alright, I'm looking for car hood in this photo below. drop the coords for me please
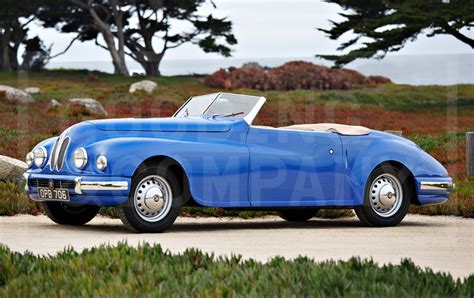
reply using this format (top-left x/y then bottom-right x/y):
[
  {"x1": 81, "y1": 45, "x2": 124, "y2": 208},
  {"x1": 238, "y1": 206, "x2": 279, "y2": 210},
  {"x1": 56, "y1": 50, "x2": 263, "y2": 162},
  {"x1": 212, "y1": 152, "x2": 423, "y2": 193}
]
[{"x1": 87, "y1": 117, "x2": 233, "y2": 132}]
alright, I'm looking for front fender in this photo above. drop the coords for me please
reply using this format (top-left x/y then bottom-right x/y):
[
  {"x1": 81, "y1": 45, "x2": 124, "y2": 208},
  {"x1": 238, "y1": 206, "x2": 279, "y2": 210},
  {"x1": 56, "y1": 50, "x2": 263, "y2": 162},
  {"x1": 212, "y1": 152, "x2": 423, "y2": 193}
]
[
  {"x1": 83, "y1": 137, "x2": 191, "y2": 177},
  {"x1": 27, "y1": 136, "x2": 58, "y2": 171},
  {"x1": 30, "y1": 136, "x2": 58, "y2": 156},
  {"x1": 85, "y1": 136, "x2": 251, "y2": 207},
  {"x1": 347, "y1": 138, "x2": 448, "y2": 205}
]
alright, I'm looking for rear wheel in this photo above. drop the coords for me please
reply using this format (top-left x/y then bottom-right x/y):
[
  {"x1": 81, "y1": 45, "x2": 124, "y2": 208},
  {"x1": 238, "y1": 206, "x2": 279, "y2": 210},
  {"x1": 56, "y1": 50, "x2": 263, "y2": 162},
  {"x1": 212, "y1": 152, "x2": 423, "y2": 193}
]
[
  {"x1": 355, "y1": 164, "x2": 411, "y2": 227},
  {"x1": 42, "y1": 202, "x2": 100, "y2": 225},
  {"x1": 278, "y1": 208, "x2": 319, "y2": 222},
  {"x1": 118, "y1": 165, "x2": 182, "y2": 233}
]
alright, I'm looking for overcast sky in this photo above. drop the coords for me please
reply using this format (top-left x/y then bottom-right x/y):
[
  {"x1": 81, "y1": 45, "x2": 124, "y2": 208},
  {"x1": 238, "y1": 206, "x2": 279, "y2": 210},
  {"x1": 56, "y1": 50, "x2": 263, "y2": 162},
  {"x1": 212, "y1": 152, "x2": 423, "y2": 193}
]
[{"x1": 30, "y1": 0, "x2": 473, "y2": 64}]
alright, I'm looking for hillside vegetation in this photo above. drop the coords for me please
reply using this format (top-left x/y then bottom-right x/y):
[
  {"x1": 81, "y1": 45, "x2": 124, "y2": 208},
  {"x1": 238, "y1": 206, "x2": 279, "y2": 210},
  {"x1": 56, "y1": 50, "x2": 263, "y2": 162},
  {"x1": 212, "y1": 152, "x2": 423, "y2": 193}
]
[
  {"x1": 204, "y1": 61, "x2": 392, "y2": 91},
  {"x1": 0, "y1": 70, "x2": 472, "y2": 218}
]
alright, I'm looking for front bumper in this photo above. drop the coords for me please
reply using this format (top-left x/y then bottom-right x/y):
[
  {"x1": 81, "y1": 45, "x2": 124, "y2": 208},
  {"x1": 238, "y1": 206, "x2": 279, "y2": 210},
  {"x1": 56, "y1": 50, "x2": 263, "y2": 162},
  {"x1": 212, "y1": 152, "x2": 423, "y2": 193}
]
[
  {"x1": 24, "y1": 172, "x2": 131, "y2": 206},
  {"x1": 415, "y1": 176, "x2": 454, "y2": 205},
  {"x1": 73, "y1": 177, "x2": 128, "y2": 194}
]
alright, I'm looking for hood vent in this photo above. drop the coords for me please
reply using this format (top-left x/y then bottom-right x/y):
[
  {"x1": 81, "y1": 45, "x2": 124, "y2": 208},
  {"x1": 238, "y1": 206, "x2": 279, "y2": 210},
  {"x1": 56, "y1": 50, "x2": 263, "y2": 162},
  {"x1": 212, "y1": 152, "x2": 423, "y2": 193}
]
[{"x1": 50, "y1": 128, "x2": 71, "y2": 171}]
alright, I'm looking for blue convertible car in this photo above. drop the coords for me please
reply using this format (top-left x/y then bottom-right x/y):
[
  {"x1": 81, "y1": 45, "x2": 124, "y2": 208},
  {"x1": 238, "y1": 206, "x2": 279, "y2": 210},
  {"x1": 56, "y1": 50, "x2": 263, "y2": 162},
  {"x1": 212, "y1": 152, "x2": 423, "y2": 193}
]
[{"x1": 24, "y1": 92, "x2": 453, "y2": 232}]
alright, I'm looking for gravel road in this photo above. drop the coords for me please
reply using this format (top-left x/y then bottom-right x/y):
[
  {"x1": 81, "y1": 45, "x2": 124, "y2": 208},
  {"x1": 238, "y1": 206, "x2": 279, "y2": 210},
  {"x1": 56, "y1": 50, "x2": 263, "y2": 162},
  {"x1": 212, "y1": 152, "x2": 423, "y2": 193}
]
[{"x1": 1, "y1": 214, "x2": 472, "y2": 279}]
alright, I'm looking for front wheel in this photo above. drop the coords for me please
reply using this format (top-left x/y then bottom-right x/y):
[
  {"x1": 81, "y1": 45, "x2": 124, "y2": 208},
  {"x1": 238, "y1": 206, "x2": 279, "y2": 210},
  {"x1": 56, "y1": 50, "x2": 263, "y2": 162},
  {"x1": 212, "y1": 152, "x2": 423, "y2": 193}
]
[
  {"x1": 42, "y1": 202, "x2": 100, "y2": 225},
  {"x1": 118, "y1": 166, "x2": 182, "y2": 233},
  {"x1": 355, "y1": 165, "x2": 411, "y2": 227}
]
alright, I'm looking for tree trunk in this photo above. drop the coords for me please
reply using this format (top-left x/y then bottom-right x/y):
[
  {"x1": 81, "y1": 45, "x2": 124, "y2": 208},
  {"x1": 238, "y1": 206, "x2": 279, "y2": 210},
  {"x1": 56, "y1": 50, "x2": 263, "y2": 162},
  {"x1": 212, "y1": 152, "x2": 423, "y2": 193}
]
[
  {"x1": 102, "y1": 37, "x2": 129, "y2": 76},
  {"x1": 124, "y1": 34, "x2": 165, "y2": 76},
  {"x1": 0, "y1": 39, "x2": 3, "y2": 70},
  {"x1": 9, "y1": 42, "x2": 20, "y2": 71},
  {"x1": 140, "y1": 52, "x2": 164, "y2": 76},
  {"x1": 8, "y1": 20, "x2": 26, "y2": 71},
  {"x1": 109, "y1": 49, "x2": 129, "y2": 76},
  {"x1": 111, "y1": 0, "x2": 127, "y2": 73},
  {"x1": 142, "y1": 61, "x2": 161, "y2": 76},
  {"x1": 101, "y1": 29, "x2": 128, "y2": 76},
  {"x1": 138, "y1": 33, "x2": 165, "y2": 76},
  {"x1": 1, "y1": 32, "x2": 12, "y2": 71},
  {"x1": 87, "y1": 1, "x2": 129, "y2": 76}
]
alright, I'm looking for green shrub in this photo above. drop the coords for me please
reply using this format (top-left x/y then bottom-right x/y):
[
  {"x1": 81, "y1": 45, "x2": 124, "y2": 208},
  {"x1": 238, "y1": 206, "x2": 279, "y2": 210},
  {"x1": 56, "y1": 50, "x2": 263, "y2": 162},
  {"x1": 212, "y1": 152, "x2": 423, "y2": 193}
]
[
  {"x1": 409, "y1": 132, "x2": 465, "y2": 152},
  {"x1": 411, "y1": 178, "x2": 474, "y2": 218},
  {"x1": 316, "y1": 209, "x2": 354, "y2": 218},
  {"x1": 0, "y1": 182, "x2": 40, "y2": 216},
  {"x1": 0, "y1": 243, "x2": 471, "y2": 297},
  {"x1": 98, "y1": 206, "x2": 118, "y2": 218}
]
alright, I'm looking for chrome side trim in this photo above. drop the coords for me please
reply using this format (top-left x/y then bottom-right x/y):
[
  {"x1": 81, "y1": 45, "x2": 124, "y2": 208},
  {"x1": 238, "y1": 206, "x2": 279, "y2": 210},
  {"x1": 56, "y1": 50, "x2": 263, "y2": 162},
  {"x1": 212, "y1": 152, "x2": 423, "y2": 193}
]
[
  {"x1": 420, "y1": 181, "x2": 454, "y2": 191},
  {"x1": 74, "y1": 177, "x2": 129, "y2": 194}
]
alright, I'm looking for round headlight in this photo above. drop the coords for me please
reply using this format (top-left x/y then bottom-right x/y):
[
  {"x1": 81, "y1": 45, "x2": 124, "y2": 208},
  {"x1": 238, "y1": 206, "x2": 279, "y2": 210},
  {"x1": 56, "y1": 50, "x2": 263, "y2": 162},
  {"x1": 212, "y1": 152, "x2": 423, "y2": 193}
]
[
  {"x1": 96, "y1": 155, "x2": 107, "y2": 171},
  {"x1": 33, "y1": 147, "x2": 47, "y2": 168},
  {"x1": 26, "y1": 152, "x2": 34, "y2": 168},
  {"x1": 73, "y1": 148, "x2": 88, "y2": 169}
]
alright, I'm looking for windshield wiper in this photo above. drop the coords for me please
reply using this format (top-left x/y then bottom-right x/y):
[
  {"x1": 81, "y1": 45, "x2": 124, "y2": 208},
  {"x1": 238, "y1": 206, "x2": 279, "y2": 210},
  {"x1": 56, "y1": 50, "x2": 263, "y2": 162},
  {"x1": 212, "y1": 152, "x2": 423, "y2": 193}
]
[{"x1": 215, "y1": 111, "x2": 244, "y2": 118}]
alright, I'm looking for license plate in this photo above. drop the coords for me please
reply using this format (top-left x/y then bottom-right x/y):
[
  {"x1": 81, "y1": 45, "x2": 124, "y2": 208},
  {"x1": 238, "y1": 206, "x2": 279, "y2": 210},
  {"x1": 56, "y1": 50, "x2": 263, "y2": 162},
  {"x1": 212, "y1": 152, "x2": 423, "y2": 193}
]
[{"x1": 38, "y1": 188, "x2": 70, "y2": 201}]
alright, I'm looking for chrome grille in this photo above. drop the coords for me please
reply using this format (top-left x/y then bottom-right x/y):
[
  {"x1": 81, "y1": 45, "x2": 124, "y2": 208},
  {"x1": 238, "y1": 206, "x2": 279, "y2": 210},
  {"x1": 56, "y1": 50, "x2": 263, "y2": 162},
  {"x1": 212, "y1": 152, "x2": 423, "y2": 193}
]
[
  {"x1": 50, "y1": 128, "x2": 71, "y2": 171},
  {"x1": 57, "y1": 137, "x2": 70, "y2": 170},
  {"x1": 29, "y1": 178, "x2": 75, "y2": 189},
  {"x1": 50, "y1": 138, "x2": 59, "y2": 170}
]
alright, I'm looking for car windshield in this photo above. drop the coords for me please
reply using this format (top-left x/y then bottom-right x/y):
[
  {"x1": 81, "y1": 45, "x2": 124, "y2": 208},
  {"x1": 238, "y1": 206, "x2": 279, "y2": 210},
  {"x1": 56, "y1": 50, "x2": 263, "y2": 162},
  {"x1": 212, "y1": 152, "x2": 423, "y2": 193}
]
[
  {"x1": 174, "y1": 93, "x2": 264, "y2": 123},
  {"x1": 174, "y1": 93, "x2": 218, "y2": 118}
]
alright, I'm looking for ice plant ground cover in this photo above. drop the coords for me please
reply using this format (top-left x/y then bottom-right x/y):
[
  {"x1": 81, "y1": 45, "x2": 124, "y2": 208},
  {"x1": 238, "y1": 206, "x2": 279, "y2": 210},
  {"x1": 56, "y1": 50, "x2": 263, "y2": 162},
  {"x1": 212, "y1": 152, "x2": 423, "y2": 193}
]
[{"x1": 0, "y1": 242, "x2": 472, "y2": 296}]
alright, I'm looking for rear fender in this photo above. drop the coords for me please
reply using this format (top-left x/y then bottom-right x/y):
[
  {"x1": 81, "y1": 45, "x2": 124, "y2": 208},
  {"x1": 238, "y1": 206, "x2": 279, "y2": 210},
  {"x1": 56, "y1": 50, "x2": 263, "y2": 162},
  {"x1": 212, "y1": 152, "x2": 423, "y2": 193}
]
[{"x1": 346, "y1": 139, "x2": 448, "y2": 205}]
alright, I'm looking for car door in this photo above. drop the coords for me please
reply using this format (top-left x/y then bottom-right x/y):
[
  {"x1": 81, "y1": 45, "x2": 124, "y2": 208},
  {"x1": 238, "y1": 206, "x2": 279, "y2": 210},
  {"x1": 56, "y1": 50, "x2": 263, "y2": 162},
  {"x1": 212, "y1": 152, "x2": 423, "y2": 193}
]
[{"x1": 246, "y1": 127, "x2": 344, "y2": 207}]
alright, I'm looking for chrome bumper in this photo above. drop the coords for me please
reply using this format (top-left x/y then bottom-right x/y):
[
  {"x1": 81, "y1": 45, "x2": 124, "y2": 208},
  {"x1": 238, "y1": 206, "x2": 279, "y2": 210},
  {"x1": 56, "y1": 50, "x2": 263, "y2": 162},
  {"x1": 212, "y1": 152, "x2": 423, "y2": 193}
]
[
  {"x1": 74, "y1": 177, "x2": 128, "y2": 194},
  {"x1": 420, "y1": 181, "x2": 455, "y2": 191},
  {"x1": 24, "y1": 172, "x2": 129, "y2": 195}
]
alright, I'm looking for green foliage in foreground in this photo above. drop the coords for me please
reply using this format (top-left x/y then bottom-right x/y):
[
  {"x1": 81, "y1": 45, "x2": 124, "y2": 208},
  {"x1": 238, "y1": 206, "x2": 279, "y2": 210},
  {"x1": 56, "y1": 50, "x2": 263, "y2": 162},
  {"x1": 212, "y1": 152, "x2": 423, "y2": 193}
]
[
  {"x1": 409, "y1": 131, "x2": 466, "y2": 153},
  {"x1": 0, "y1": 243, "x2": 472, "y2": 297},
  {"x1": 0, "y1": 181, "x2": 40, "y2": 216}
]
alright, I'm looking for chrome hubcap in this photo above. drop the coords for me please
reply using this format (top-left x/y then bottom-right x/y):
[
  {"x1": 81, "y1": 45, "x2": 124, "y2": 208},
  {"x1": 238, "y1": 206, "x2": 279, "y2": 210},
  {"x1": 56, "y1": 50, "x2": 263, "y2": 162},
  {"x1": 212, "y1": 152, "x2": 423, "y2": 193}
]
[
  {"x1": 369, "y1": 173, "x2": 403, "y2": 217},
  {"x1": 134, "y1": 175, "x2": 172, "y2": 222}
]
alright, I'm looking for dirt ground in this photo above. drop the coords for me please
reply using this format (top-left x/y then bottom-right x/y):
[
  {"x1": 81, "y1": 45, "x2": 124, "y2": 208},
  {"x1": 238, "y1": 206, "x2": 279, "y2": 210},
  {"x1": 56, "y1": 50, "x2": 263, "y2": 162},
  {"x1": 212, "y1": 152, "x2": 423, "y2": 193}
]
[{"x1": 1, "y1": 214, "x2": 472, "y2": 279}]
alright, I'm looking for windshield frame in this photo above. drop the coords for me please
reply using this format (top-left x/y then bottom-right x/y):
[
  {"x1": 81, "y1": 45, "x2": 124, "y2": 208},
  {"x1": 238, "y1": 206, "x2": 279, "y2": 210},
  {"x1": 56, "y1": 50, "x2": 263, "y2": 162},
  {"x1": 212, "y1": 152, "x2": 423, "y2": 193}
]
[
  {"x1": 173, "y1": 92, "x2": 266, "y2": 125},
  {"x1": 172, "y1": 92, "x2": 219, "y2": 119}
]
